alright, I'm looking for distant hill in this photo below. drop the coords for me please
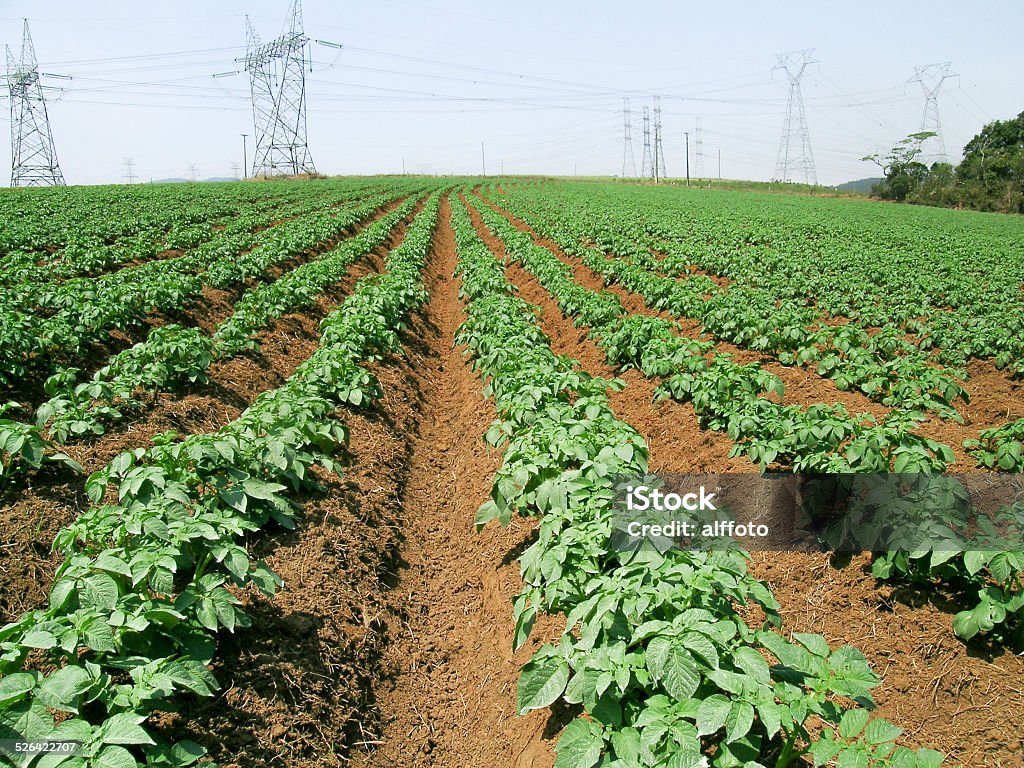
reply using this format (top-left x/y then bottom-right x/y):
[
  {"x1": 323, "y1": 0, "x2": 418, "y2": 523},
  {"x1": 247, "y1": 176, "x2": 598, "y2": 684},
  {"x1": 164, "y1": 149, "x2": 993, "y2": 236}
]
[{"x1": 834, "y1": 177, "x2": 881, "y2": 194}]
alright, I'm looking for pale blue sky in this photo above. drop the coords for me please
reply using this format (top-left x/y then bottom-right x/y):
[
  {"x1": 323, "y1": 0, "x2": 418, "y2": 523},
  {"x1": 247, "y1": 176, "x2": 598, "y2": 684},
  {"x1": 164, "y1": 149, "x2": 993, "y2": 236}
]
[{"x1": 2, "y1": 0, "x2": 1021, "y2": 185}]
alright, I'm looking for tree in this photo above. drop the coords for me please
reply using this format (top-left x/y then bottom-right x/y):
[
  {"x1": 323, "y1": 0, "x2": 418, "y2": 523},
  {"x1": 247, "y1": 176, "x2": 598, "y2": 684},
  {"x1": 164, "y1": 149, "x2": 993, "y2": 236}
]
[
  {"x1": 862, "y1": 132, "x2": 936, "y2": 201},
  {"x1": 957, "y1": 111, "x2": 1024, "y2": 213}
]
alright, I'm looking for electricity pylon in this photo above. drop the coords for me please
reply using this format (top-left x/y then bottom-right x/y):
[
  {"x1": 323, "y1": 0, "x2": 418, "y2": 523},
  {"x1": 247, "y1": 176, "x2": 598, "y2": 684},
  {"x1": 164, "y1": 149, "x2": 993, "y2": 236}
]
[
  {"x1": 241, "y1": 0, "x2": 316, "y2": 176},
  {"x1": 694, "y1": 116, "x2": 705, "y2": 179},
  {"x1": 640, "y1": 106, "x2": 652, "y2": 178},
  {"x1": 621, "y1": 97, "x2": 637, "y2": 178},
  {"x1": 5, "y1": 20, "x2": 65, "y2": 187},
  {"x1": 909, "y1": 62, "x2": 956, "y2": 165},
  {"x1": 653, "y1": 96, "x2": 666, "y2": 180},
  {"x1": 773, "y1": 49, "x2": 817, "y2": 185}
]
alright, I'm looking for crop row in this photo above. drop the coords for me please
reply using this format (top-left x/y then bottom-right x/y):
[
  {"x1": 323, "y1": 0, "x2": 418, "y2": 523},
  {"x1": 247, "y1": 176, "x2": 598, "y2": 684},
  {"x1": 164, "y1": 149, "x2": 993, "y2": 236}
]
[
  {"x1": 523, "y1": 184, "x2": 1024, "y2": 380},
  {"x1": 0, "y1": 187, "x2": 415, "y2": 390},
  {"x1": 470, "y1": 195, "x2": 1024, "y2": 649},
  {"x1": 484, "y1": 187, "x2": 970, "y2": 421},
  {"x1": 468, "y1": 197, "x2": 954, "y2": 474},
  {"x1": 451, "y1": 195, "x2": 942, "y2": 768},
  {"x1": 0, "y1": 193, "x2": 441, "y2": 768},
  {"x1": 0, "y1": 180, "x2": 379, "y2": 262},
  {"x1": 31, "y1": 193, "x2": 423, "y2": 447}
]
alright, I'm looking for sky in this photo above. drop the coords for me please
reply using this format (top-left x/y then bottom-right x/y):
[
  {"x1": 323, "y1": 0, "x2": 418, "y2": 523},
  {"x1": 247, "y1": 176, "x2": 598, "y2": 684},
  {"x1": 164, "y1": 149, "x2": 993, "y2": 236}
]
[{"x1": 1, "y1": 0, "x2": 1021, "y2": 186}]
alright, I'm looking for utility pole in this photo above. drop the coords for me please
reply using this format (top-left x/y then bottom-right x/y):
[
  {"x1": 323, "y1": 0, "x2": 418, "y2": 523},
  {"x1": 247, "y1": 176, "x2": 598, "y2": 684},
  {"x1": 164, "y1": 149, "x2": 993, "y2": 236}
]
[
  {"x1": 240, "y1": 133, "x2": 248, "y2": 178},
  {"x1": 6, "y1": 19, "x2": 66, "y2": 186},
  {"x1": 240, "y1": 1, "x2": 316, "y2": 176},
  {"x1": 909, "y1": 62, "x2": 956, "y2": 165},
  {"x1": 773, "y1": 49, "x2": 817, "y2": 185},
  {"x1": 402, "y1": 156, "x2": 406, "y2": 175},
  {"x1": 718, "y1": 149, "x2": 722, "y2": 180},
  {"x1": 122, "y1": 157, "x2": 137, "y2": 184},
  {"x1": 481, "y1": 142, "x2": 486, "y2": 176},
  {"x1": 684, "y1": 132, "x2": 690, "y2": 187},
  {"x1": 621, "y1": 97, "x2": 637, "y2": 177},
  {"x1": 640, "y1": 106, "x2": 652, "y2": 178}
]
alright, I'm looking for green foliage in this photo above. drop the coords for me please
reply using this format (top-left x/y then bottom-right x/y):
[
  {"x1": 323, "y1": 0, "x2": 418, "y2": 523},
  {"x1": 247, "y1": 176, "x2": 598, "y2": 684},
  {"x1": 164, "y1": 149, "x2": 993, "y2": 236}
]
[
  {"x1": 454, "y1": 195, "x2": 941, "y2": 767},
  {"x1": 0, "y1": 191, "x2": 445, "y2": 768}
]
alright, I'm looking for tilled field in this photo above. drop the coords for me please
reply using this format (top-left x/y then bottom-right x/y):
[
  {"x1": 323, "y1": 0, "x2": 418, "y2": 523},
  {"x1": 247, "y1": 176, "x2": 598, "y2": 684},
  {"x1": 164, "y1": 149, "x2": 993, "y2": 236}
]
[{"x1": 1, "y1": 179, "x2": 1023, "y2": 768}]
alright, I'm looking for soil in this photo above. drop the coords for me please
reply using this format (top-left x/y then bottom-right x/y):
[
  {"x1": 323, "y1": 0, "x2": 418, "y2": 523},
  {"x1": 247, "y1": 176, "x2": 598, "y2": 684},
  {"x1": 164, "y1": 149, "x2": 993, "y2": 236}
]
[
  {"x1": 468, "y1": 190, "x2": 1024, "y2": 767},
  {"x1": 473, "y1": 189, "x2": 1024, "y2": 468},
  {"x1": 3, "y1": 187, "x2": 1022, "y2": 768},
  {"x1": 153, "y1": 196, "x2": 561, "y2": 767},
  {"x1": 0, "y1": 200, "x2": 417, "y2": 626}
]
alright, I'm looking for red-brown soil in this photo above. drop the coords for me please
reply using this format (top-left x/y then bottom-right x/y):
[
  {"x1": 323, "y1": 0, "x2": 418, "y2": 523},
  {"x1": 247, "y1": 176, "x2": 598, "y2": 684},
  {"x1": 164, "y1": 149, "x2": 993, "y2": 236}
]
[
  {"x1": 152, "y1": 196, "x2": 561, "y2": 767},
  {"x1": 0, "y1": 202, "x2": 417, "y2": 626},
  {"x1": 470, "y1": 190, "x2": 1024, "y2": 767},
  {"x1": 3, "y1": 188, "x2": 1022, "y2": 768}
]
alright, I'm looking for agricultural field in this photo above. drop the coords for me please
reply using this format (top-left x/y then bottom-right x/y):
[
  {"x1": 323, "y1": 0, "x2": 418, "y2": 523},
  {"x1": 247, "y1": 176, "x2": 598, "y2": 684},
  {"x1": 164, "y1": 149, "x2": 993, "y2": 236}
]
[{"x1": 0, "y1": 177, "x2": 1022, "y2": 768}]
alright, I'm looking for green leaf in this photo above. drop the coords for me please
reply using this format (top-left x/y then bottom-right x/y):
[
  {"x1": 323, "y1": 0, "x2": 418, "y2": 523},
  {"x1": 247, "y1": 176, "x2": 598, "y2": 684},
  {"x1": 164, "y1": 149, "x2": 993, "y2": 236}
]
[
  {"x1": 168, "y1": 740, "x2": 206, "y2": 766},
  {"x1": 725, "y1": 701, "x2": 755, "y2": 743},
  {"x1": 0, "y1": 672, "x2": 37, "y2": 706},
  {"x1": 100, "y1": 712, "x2": 155, "y2": 746},
  {"x1": 554, "y1": 717, "x2": 603, "y2": 768},
  {"x1": 517, "y1": 654, "x2": 570, "y2": 714},
  {"x1": 646, "y1": 637, "x2": 699, "y2": 700},
  {"x1": 82, "y1": 572, "x2": 120, "y2": 611},
  {"x1": 22, "y1": 630, "x2": 58, "y2": 649},
  {"x1": 863, "y1": 717, "x2": 903, "y2": 745},
  {"x1": 94, "y1": 745, "x2": 140, "y2": 768},
  {"x1": 38, "y1": 666, "x2": 92, "y2": 714},
  {"x1": 696, "y1": 694, "x2": 731, "y2": 736},
  {"x1": 839, "y1": 708, "x2": 870, "y2": 740}
]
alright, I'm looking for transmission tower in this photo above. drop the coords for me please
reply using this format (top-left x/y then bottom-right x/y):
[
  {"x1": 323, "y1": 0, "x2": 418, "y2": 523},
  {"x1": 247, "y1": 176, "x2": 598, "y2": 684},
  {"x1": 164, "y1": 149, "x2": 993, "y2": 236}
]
[
  {"x1": 909, "y1": 62, "x2": 956, "y2": 165},
  {"x1": 122, "y1": 157, "x2": 137, "y2": 184},
  {"x1": 653, "y1": 96, "x2": 666, "y2": 179},
  {"x1": 230, "y1": 161, "x2": 241, "y2": 180},
  {"x1": 241, "y1": 0, "x2": 316, "y2": 177},
  {"x1": 773, "y1": 49, "x2": 817, "y2": 185},
  {"x1": 188, "y1": 164, "x2": 199, "y2": 182},
  {"x1": 5, "y1": 20, "x2": 65, "y2": 187},
  {"x1": 640, "y1": 106, "x2": 652, "y2": 178},
  {"x1": 694, "y1": 116, "x2": 705, "y2": 178},
  {"x1": 621, "y1": 97, "x2": 637, "y2": 178}
]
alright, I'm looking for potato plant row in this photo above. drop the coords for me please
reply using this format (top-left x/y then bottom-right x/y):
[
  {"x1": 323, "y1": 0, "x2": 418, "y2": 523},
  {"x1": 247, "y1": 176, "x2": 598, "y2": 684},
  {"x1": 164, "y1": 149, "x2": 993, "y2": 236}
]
[
  {"x1": 0, "y1": 186, "x2": 418, "y2": 391},
  {"x1": 451, "y1": 196, "x2": 942, "y2": 768},
  {"x1": 469, "y1": 196, "x2": 1023, "y2": 649},
  {"x1": 507, "y1": 184, "x2": 1024, "y2": 380},
  {"x1": 484, "y1": 187, "x2": 971, "y2": 422},
  {"x1": 0, "y1": 193, "x2": 441, "y2": 768},
  {"x1": 32, "y1": 193, "x2": 424, "y2": 446}
]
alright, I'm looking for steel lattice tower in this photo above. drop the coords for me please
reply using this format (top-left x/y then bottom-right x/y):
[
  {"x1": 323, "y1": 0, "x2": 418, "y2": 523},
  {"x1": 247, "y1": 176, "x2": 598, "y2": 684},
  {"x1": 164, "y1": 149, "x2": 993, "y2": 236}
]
[
  {"x1": 621, "y1": 97, "x2": 637, "y2": 178},
  {"x1": 773, "y1": 49, "x2": 817, "y2": 185},
  {"x1": 241, "y1": 0, "x2": 315, "y2": 177},
  {"x1": 653, "y1": 96, "x2": 666, "y2": 179},
  {"x1": 640, "y1": 106, "x2": 652, "y2": 178},
  {"x1": 694, "y1": 116, "x2": 705, "y2": 178},
  {"x1": 6, "y1": 20, "x2": 65, "y2": 187},
  {"x1": 909, "y1": 62, "x2": 955, "y2": 165}
]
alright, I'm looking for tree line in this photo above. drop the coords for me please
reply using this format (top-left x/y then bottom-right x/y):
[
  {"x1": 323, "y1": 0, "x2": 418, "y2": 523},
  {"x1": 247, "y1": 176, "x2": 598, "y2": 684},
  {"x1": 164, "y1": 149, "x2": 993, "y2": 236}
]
[{"x1": 863, "y1": 111, "x2": 1023, "y2": 214}]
